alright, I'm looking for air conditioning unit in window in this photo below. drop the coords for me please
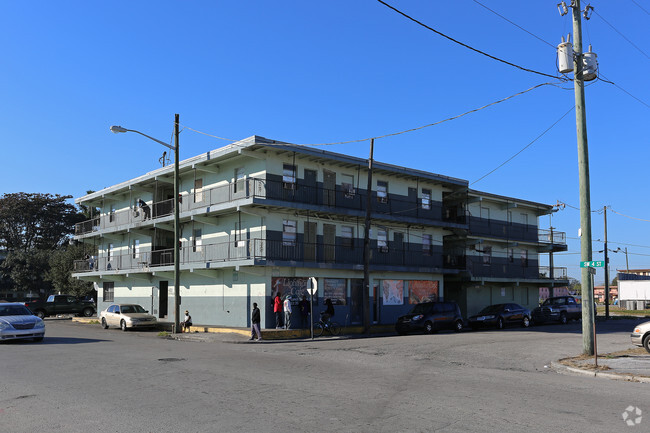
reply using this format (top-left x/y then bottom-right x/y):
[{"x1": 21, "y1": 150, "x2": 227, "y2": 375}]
[
  {"x1": 378, "y1": 196, "x2": 388, "y2": 204},
  {"x1": 379, "y1": 246, "x2": 389, "y2": 253},
  {"x1": 344, "y1": 188, "x2": 356, "y2": 198},
  {"x1": 283, "y1": 182, "x2": 296, "y2": 190}
]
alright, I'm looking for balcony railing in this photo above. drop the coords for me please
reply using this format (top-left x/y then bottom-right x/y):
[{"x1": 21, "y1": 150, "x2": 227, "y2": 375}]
[
  {"x1": 75, "y1": 178, "x2": 464, "y2": 236},
  {"x1": 537, "y1": 229, "x2": 567, "y2": 245},
  {"x1": 538, "y1": 266, "x2": 568, "y2": 280},
  {"x1": 73, "y1": 238, "x2": 447, "y2": 273}
]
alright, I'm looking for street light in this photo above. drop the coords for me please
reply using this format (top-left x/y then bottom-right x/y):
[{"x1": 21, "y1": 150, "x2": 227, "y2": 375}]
[{"x1": 110, "y1": 114, "x2": 181, "y2": 333}]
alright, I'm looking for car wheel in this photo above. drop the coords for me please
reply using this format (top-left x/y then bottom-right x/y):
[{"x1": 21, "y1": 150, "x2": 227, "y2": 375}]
[
  {"x1": 120, "y1": 320, "x2": 128, "y2": 332},
  {"x1": 423, "y1": 321, "x2": 434, "y2": 334},
  {"x1": 522, "y1": 316, "x2": 530, "y2": 328},
  {"x1": 83, "y1": 307, "x2": 94, "y2": 317},
  {"x1": 559, "y1": 312, "x2": 568, "y2": 325},
  {"x1": 496, "y1": 317, "x2": 504, "y2": 330},
  {"x1": 454, "y1": 320, "x2": 463, "y2": 332},
  {"x1": 35, "y1": 310, "x2": 46, "y2": 319},
  {"x1": 643, "y1": 335, "x2": 650, "y2": 354},
  {"x1": 101, "y1": 317, "x2": 109, "y2": 329}
]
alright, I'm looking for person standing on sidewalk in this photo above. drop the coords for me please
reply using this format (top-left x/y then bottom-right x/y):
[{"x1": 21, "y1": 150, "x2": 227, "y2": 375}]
[
  {"x1": 249, "y1": 303, "x2": 262, "y2": 341},
  {"x1": 273, "y1": 292, "x2": 283, "y2": 329},
  {"x1": 299, "y1": 295, "x2": 310, "y2": 329},
  {"x1": 283, "y1": 295, "x2": 292, "y2": 329}
]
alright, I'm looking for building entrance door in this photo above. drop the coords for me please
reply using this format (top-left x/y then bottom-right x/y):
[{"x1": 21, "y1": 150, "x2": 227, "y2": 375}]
[
  {"x1": 323, "y1": 170, "x2": 336, "y2": 206},
  {"x1": 350, "y1": 279, "x2": 364, "y2": 325},
  {"x1": 323, "y1": 223, "x2": 336, "y2": 263},
  {"x1": 304, "y1": 221, "x2": 317, "y2": 262},
  {"x1": 159, "y1": 281, "x2": 168, "y2": 318}
]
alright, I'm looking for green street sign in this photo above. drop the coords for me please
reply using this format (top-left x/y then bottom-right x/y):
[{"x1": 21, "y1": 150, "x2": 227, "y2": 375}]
[{"x1": 580, "y1": 261, "x2": 604, "y2": 268}]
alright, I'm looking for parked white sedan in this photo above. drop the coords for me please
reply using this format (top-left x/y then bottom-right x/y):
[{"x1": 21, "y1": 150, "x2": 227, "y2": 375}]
[
  {"x1": 0, "y1": 303, "x2": 45, "y2": 342},
  {"x1": 100, "y1": 304, "x2": 157, "y2": 331}
]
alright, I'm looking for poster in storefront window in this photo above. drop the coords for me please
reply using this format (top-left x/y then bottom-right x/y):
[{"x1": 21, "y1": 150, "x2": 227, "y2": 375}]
[
  {"x1": 323, "y1": 278, "x2": 346, "y2": 305},
  {"x1": 271, "y1": 277, "x2": 316, "y2": 305},
  {"x1": 382, "y1": 280, "x2": 404, "y2": 305},
  {"x1": 408, "y1": 280, "x2": 439, "y2": 304}
]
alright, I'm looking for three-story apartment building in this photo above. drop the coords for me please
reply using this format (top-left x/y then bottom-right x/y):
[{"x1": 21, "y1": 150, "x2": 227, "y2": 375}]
[{"x1": 72, "y1": 135, "x2": 567, "y2": 328}]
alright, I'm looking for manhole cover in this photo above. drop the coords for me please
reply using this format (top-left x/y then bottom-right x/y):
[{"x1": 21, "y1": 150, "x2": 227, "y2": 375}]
[{"x1": 157, "y1": 357, "x2": 185, "y2": 363}]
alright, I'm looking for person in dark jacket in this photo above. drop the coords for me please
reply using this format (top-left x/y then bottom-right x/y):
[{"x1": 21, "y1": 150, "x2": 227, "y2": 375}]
[
  {"x1": 249, "y1": 303, "x2": 262, "y2": 341},
  {"x1": 299, "y1": 295, "x2": 310, "y2": 329},
  {"x1": 321, "y1": 298, "x2": 335, "y2": 323}
]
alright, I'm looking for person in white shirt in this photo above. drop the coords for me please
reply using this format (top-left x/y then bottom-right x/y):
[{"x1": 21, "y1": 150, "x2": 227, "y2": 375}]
[
  {"x1": 283, "y1": 296, "x2": 292, "y2": 330},
  {"x1": 181, "y1": 310, "x2": 192, "y2": 333}
]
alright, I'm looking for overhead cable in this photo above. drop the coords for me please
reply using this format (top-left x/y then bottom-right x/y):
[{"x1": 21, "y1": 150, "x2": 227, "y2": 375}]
[
  {"x1": 376, "y1": 0, "x2": 563, "y2": 80},
  {"x1": 593, "y1": 10, "x2": 650, "y2": 60}
]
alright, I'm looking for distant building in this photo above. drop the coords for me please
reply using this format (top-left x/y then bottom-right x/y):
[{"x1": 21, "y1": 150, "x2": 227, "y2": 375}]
[
  {"x1": 72, "y1": 136, "x2": 568, "y2": 327},
  {"x1": 593, "y1": 285, "x2": 618, "y2": 303}
]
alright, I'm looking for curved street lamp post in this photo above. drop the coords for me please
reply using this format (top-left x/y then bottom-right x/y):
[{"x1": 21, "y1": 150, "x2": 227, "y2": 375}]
[{"x1": 110, "y1": 114, "x2": 181, "y2": 333}]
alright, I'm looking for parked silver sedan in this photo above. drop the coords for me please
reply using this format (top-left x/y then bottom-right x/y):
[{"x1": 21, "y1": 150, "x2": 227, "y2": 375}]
[
  {"x1": 100, "y1": 304, "x2": 157, "y2": 331},
  {"x1": 631, "y1": 320, "x2": 650, "y2": 353},
  {"x1": 0, "y1": 303, "x2": 45, "y2": 342}
]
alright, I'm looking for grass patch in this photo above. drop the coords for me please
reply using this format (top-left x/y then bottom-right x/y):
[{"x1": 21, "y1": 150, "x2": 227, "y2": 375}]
[
  {"x1": 596, "y1": 306, "x2": 650, "y2": 317},
  {"x1": 157, "y1": 331, "x2": 171, "y2": 337},
  {"x1": 87, "y1": 320, "x2": 99, "y2": 324}
]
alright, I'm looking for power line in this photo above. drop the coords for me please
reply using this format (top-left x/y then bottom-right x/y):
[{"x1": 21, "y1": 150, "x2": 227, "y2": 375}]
[
  {"x1": 592, "y1": 10, "x2": 650, "y2": 60},
  {"x1": 630, "y1": 0, "x2": 650, "y2": 15},
  {"x1": 607, "y1": 206, "x2": 650, "y2": 222},
  {"x1": 598, "y1": 72, "x2": 650, "y2": 109},
  {"x1": 470, "y1": 0, "x2": 555, "y2": 49},
  {"x1": 184, "y1": 81, "x2": 558, "y2": 147},
  {"x1": 471, "y1": 106, "x2": 574, "y2": 184},
  {"x1": 376, "y1": 0, "x2": 563, "y2": 80}
]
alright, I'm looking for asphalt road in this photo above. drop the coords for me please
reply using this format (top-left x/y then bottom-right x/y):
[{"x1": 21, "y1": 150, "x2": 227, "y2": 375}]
[{"x1": 1, "y1": 318, "x2": 647, "y2": 433}]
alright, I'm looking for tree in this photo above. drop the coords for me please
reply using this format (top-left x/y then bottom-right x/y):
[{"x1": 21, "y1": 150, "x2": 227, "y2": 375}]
[
  {"x1": 47, "y1": 243, "x2": 95, "y2": 297},
  {"x1": 0, "y1": 192, "x2": 85, "y2": 251},
  {"x1": 611, "y1": 276, "x2": 618, "y2": 287},
  {"x1": 0, "y1": 250, "x2": 51, "y2": 293}
]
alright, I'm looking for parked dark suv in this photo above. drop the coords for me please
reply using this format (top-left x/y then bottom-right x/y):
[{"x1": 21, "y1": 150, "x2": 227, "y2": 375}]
[{"x1": 395, "y1": 301, "x2": 464, "y2": 335}]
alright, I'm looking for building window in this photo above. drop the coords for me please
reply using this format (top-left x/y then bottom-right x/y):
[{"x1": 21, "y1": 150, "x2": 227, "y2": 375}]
[
  {"x1": 194, "y1": 179, "x2": 203, "y2": 203},
  {"x1": 103, "y1": 282, "x2": 114, "y2": 303},
  {"x1": 481, "y1": 207, "x2": 490, "y2": 221},
  {"x1": 342, "y1": 226, "x2": 354, "y2": 249},
  {"x1": 342, "y1": 174, "x2": 355, "y2": 198},
  {"x1": 377, "y1": 181, "x2": 388, "y2": 203},
  {"x1": 521, "y1": 249, "x2": 528, "y2": 267},
  {"x1": 508, "y1": 248, "x2": 514, "y2": 263},
  {"x1": 482, "y1": 246, "x2": 492, "y2": 265},
  {"x1": 283, "y1": 164, "x2": 296, "y2": 189},
  {"x1": 422, "y1": 234, "x2": 432, "y2": 255},
  {"x1": 192, "y1": 229, "x2": 202, "y2": 252},
  {"x1": 132, "y1": 239, "x2": 140, "y2": 259},
  {"x1": 377, "y1": 229, "x2": 388, "y2": 252},
  {"x1": 283, "y1": 220, "x2": 297, "y2": 246},
  {"x1": 234, "y1": 167, "x2": 245, "y2": 193},
  {"x1": 421, "y1": 189, "x2": 431, "y2": 210}
]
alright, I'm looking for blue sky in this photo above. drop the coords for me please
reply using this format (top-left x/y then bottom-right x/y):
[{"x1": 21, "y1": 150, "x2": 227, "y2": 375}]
[{"x1": 2, "y1": 1, "x2": 649, "y2": 282}]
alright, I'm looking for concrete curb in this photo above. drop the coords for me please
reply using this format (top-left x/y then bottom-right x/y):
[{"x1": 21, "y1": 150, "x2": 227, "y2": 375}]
[{"x1": 551, "y1": 361, "x2": 650, "y2": 383}]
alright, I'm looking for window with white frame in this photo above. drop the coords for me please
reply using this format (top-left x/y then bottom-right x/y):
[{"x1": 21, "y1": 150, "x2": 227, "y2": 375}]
[
  {"x1": 342, "y1": 174, "x2": 355, "y2": 198},
  {"x1": 103, "y1": 282, "x2": 114, "y2": 302},
  {"x1": 422, "y1": 234, "x2": 432, "y2": 255},
  {"x1": 194, "y1": 179, "x2": 204, "y2": 203},
  {"x1": 421, "y1": 189, "x2": 431, "y2": 210},
  {"x1": 193, "y1": 229, "x2": 202, "y2": 252},
  {"x1": 234, "y1": 167, "x2": 245, "y2": 193},
  {"x1": 377, "y1": 229, "x2": 388, "y2": 252},
  {"x1": 342, "y1": 225, "x2": 354, "y2": 249},
  {"x1": 283, "y1": 164, "x2": 296, "y2": 189},
  {"x1": 377, "y1": 181, "x2": 388, "y2": 203},
  {"x1": 283, "y1": 220, "x2": 297, "y2": 246}
]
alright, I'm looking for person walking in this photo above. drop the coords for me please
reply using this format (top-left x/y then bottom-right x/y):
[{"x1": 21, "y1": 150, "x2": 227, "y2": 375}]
[
  {"x1": 299, "y1": 295, "x2": 310, "y2": 329},
  {"x1": 180, "y1": 310, "x2": 192, "y2": 333},
  {"x1": 249, "y1": 303, "x2": 262, "y2": 341},
  {"x1": 283, "y1": 295, "x2": 292, "y2": 329},
  {"x1": 273, "y1": 292, "x2": 283, "y2": 329}
]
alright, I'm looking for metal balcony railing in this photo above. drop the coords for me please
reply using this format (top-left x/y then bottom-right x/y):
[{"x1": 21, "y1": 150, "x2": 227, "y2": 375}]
[
  {"x1": 537, "y1": 229, "x2": 567, "y2": 245},
  {"x1": 75, "y1": 178, "x2": 464, "y2": 236},
  {"x1": 538, "y1": 266, "x2": 568, "y2": 280}
]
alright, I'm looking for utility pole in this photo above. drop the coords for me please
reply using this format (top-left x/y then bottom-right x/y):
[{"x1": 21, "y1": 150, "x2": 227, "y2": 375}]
[
  {"x1": 173, "y1": 113, "x2": 181, "y2": 333},
  {"x1": 363, "y1": 138, "x2": 375, "y2": 335},
  {"x1": 625, "y1": 247, "x2": 629, "y2": 272},
  {"x1": 572, "y1": 0, "x2": 595, "y2": 355},
  {"x1": 603, "y1": 206, "x2": 610, "y2": 320}
]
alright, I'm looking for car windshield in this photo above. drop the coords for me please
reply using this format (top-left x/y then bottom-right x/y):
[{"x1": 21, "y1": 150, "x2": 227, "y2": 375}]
[
  {"x1": 120, "y1": 305, "x2": 146, "y2": 314},
  {"x1": 410, "y1": 303, "x2": 432, "y2": 315},
  {"x1": 0, "y1": 305, "x2": 33, "y2": 316},
  {"x1": 542, "y1": 298, "x2": 564, "y2": 306},
  {"x1": 477, "y1": 305, "x2": 503, "y2": 315}
]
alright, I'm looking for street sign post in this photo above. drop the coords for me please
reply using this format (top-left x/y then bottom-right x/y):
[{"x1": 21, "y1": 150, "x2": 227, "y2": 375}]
[{"x1": 580, "y1": 261, "x2": 604, "y2": 268}]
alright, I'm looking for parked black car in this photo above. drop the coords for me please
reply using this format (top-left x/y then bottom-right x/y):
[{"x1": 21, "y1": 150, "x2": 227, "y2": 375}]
[
  {"x1": 395, "y1": 301, "x2": 464, "y2": 335},
  {"x1": 468, "y1": 303, "x2": 531, "y2": 330}
]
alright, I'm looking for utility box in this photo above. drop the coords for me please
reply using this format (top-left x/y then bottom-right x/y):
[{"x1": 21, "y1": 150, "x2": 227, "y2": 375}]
[
  {"x1": 557, "y1": 37, "x2": 574, "y2": 73},
  {"x1": 582, "y1": 47, "x2": 598, "y2": 81}
]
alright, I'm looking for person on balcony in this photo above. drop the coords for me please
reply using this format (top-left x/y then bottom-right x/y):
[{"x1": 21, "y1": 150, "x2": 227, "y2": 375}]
[{"x1": 138, "y1": 199, "x2": 151, "y2": 220}]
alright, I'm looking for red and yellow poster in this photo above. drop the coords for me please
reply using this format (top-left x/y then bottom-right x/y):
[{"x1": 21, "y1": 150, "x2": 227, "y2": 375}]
[{"x1": 408, "y1": 280, "x2": 439, "y2": 304}]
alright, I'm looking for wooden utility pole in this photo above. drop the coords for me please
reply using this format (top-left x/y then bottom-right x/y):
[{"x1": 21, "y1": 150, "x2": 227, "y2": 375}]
[
  {"x1": 572, "y1": 0, "x2": 595, "y2": 355},
  {"x1": 173, "y1": 113, "x2": 181, "y2": 333},
  {"x1": 363, "y1": 138, "x2": 375, "y2": 334},
  {"x1": 603, "y1": 206, "x2": 610, "y2": 320}
]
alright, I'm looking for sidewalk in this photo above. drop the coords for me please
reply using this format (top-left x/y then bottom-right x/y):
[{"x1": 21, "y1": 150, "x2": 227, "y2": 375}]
[{"x1": 552, "y1": 348, "x2": 650, "y2": 383}]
